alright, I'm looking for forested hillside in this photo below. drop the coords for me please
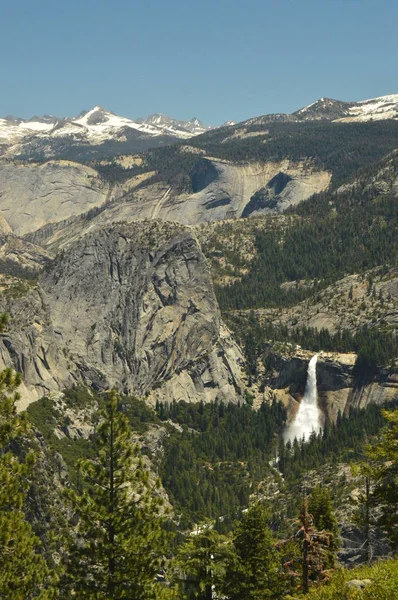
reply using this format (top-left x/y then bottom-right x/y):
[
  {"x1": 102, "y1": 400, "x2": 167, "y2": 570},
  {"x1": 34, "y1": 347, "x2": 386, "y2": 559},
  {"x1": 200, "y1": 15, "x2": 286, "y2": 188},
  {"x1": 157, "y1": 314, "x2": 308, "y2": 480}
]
[{"x1": 204, "y1": 186, "x2": 397, "y2": 310}]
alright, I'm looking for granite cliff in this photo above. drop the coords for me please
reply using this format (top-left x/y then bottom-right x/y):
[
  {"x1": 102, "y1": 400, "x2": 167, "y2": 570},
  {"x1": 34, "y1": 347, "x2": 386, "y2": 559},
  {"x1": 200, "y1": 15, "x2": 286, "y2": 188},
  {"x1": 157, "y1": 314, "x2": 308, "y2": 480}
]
[
  {"x1": 261, "y1": 350, "x2": 398, "y2": 425},
  {"x1": 0, "y1": 221, "x2": 245, "y2": 407}
]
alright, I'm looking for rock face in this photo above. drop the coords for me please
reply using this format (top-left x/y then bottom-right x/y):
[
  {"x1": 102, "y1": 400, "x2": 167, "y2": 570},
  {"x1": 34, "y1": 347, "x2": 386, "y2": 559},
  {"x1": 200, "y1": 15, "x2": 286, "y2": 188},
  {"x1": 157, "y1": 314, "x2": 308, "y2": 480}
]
[
  {"x1": 317, "y1": 355, "x2": 398, "y2": 422},
  {"x1": 263, "y1": 350, "x2": 398, "y2": 424},
  {"x1": 175, "y1": 159, "x2": 331, "y2": 222},
  {"x1": 21, "y1": 158, "x2": 332, "y2": 251},
  {"x1": 0, "y1": 234, "x2": 51, "y2": 277},
  {"x1": 264, "y1": 354, "x2": 308, "y2": 396},
  {"x1": 0, "y1": 160, "x2": 110, "y2": 235},
  {"x1": 0, "y1": 221, "x2": 245, "y2": 407},
  {"x1": 0, "y1": 284, "x2": 74, "y2": 408}
]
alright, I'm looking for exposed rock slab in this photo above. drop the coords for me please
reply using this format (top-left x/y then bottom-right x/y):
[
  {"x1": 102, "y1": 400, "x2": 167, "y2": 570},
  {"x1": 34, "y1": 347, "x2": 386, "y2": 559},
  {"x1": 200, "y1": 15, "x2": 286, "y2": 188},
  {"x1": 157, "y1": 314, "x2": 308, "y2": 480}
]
[
  {"x1": 0, "y1": 160, "x2": 110, "y2": 235},
  {"x1": 262, "y1": 349, "x2": 397, "y2": 423},
  {"x1": 22, "y1": 159, "x2": 331, "y2": 253},
  {"x1": 161, "y1": 159, "x2": 331, "y2": 222},
  {"x1": 0, "y1": 221, "x2": 246, "y2": 406},
  {"x1": 0, "y1": 284, "x2": 74, "y2": 408},
  {"x1": 0, "y1": 234, "x2": 51, "y2": 276}
]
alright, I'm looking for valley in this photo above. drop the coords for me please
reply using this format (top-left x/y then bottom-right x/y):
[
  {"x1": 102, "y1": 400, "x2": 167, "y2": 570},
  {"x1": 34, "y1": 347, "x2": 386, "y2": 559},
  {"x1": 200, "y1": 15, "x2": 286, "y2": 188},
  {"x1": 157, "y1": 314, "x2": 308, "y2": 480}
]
[{"x1": 0, "y1": 93, "x2": 397, "y2": 598}]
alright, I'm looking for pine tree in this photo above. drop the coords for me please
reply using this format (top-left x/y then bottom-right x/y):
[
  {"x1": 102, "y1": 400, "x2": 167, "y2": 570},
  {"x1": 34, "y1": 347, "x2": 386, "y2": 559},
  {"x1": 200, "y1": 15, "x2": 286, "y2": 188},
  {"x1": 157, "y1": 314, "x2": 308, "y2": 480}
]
[
  {"x1": 222, "y1": 502, "x2": 283, "y2": 599},
  {"x1": 0, "y1": 367, "x2": 56, "y2": 599},
  {"x1": 64, "y1": 390, "x2": 170, "y2": 599},
  {"x1": 363, "y1": 409, "x2": 398, "y2": 550},
  {"x1": 308, "y1": 486, "x2": 339, "y2": 555},
  {"x1": 294, "y1": 497, "x2": 332, "y2": 594},
  {"x1": 174, "y1": 524, "x2": 230, "y2": 599},
  {"x1": 351, "y1": 465, "x2": 380, "y2": 564}
]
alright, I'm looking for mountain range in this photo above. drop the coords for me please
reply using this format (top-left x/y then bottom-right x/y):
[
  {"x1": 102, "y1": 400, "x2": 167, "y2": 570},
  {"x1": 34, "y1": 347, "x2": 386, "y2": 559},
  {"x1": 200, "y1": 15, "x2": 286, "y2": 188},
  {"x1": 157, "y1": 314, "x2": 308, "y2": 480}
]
[
  {"x1": 1, "y1": 93, "x2": 398, "y2": 161},
  {"x1": 0, "y1": 90, "x2": 395, "y2": 408},
  {"x1": 0, "y1": 87, "x2": 397, "y2": 589}
]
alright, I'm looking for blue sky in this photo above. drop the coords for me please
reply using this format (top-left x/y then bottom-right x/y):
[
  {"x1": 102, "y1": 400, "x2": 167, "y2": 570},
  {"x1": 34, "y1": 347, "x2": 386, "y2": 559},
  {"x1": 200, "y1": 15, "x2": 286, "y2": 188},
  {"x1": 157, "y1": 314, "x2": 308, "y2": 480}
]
[{"x1": 1, "y1": 0, "x2": 397, "y2": 124}]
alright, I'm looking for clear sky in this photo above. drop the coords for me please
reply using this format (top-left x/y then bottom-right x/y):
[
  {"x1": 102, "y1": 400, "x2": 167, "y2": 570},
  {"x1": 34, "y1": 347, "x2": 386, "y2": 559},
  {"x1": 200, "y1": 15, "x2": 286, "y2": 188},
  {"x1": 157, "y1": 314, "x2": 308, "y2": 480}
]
[{"x1": 2, "y1": 0, "x2": 397, "y2": 124}]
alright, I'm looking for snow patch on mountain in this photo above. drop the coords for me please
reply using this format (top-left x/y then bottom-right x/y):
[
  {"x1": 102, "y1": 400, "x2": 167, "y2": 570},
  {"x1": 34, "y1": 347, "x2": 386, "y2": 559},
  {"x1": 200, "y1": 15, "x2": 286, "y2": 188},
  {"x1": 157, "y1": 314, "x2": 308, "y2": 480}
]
[
  {"x1": 0, "y1": 118, "x2": 54, "y2": 141},
  {"x1": 0, "y1": 106, "x2": 218, "y2": 155},
  {"x1": 73, "y1": 106, "x2": 163, "y2": 138},
  {"x1": 136, "y1": 113, "x2": 212, "y2": 138},
  {"x1": 339, "y1": 94, "x2": 398, "y2": 122},
  {"x1": 297, "y1": 94, "x2": 398, "y2": 123}
]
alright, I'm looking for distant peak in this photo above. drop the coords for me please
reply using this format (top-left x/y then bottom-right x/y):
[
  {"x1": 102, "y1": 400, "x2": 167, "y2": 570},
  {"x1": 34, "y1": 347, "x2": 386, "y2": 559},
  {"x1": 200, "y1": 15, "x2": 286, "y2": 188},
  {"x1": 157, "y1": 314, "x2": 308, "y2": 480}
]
[
  {"x1": 74, "y1": 106, "x2": 116, "y2": 126},
  {"x1": 76, "y1": 105, "x2": 110, "y2": 118}
]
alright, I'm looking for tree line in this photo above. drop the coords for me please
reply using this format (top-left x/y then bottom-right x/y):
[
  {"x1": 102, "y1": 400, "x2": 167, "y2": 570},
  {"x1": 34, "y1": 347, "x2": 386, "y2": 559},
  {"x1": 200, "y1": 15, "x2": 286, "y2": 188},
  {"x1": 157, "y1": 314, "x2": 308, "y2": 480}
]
[
  {"x1": 215, "y1": 184, "x2": 397, "y2": 310},
  {"x1": 228, "y1": 312, "x2": 398, "y2": 382}
]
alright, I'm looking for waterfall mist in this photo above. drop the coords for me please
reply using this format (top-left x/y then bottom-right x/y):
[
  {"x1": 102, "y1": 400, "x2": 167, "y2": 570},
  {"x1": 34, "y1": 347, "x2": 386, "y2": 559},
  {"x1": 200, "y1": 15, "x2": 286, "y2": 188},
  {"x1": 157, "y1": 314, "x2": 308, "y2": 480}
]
[{"x1": 284, "y1": 355, "x2": 321, "y2": 444}]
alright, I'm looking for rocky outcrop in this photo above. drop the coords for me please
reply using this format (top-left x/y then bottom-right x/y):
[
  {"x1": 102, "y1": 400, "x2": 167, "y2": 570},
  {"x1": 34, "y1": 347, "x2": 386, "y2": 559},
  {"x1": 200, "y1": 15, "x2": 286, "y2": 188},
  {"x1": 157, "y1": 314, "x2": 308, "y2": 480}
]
[
  {"x1": 0, "y1": 160, "x2": 110, "y2": 235},
  {"x1": 148, "y1": 324, "x2": 245, "y2": 406},
  {"x1": 262, "y1": 349, "x2": 397, "y2": 424},
  {"x1": 0, "y1": 234, "x2": 51, "y2": 276},
  {"x1": 20, "y1": 159, "x2": 331, "y2": 251},
  {"x1": 264, "y1": 353, "x2": 308, "y2": 395},
  {"x1": 252, "y1": 268, "x2": 398, "y2": 334},
  {"x1": 0, "y1": 221, "x2": 245, "y2": 407},
  {"x1": 317, "y1": 355, "x2": 398, "y2": 422},
  {"x1": 180, "y1": 159, "x2": 331, "y2": 222},
  {"x1": 349, "y1": 368, "x2": 398, "y2": 410},
  {"x1": 0, "y1": 284, "x2": 74, "y2": 408}
]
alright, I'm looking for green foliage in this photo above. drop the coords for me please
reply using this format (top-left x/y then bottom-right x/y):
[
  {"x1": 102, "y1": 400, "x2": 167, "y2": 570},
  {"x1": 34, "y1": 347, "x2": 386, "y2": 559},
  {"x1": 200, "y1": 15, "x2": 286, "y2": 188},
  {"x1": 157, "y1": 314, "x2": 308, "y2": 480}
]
[
  {"x1": 159, "y1": 400, "x2": 286, "y2": 526},
  {"x1": 0, "y1": 312, "x2": 9, "y2": 331},
  {"x1": 27, "y1": 396, "x2": 61, "y2": 440},
  {"x1": 174, "y1": 525, "x2": 231, "y2": 599},
  {"x1": 0, "y1": 368, "x2": 57, "y2": 599},
  {"x1": 121, "y1": 394, "x2": 161, "y2": 433},
  {"x1": 158, "y1": 396, "x2": 395, "y2": 531},
  {"x1": 308, "y1": 487, "x2": 339, "y2": 552},
  {"x1": 228, "y1": 312, "x2": 398, "y2": 380},
  {"x1": 293, "y1": 498, "x2": 334, "y2": 594},
  {"x1": 362, "y1": 408, "x2": 398, "y2": 550},
  {"x1": 213, "y1": 184, "x2": 397, "y2": 310},
  {"x1": 26, "y1": 396, "x2": 95, "y2": 485},
  {"x1": 222, "y1": 502, "x2": 284, "y2": 599},
  {"x1": 191, "y1": 120, "x2": 398, "y2": 189},
  {"x1": 62, "y1": 385, "x2": 97, "y2": 410},
  {"x1": 63, "y1": 390, "x2": 169, "y2": 599},
  {"x1": 144, "y1": 145, "x2": 200, "y2": 191},
  {"x1": 26, "y1": 388, "x2": 161, "y2": 487},
  {"x1": 278, "y1": 404, "x2": 392, "y2": 485},
  {"x1": 305, "y1": 557, "x2": 398, "y2": 600},
  {"x1": 0, "y1": 279, "x2": 37, "y2": 299},
  {"x1": 91, "y1": 159, "x2": 144, "y2": 184}
]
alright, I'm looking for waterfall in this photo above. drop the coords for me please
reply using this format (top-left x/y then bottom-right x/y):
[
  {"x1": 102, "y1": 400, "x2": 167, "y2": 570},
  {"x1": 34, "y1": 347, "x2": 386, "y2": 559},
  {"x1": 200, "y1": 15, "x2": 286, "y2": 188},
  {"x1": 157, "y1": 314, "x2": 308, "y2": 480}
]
[{"x1": 284, "y1": 355, "x2": 321, "y2": 444}]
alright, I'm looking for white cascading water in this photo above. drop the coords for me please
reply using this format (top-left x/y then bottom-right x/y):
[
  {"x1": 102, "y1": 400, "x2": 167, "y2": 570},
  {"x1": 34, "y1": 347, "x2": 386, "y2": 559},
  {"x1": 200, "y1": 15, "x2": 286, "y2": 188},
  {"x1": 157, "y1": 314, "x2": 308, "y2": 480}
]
[{"x1": 284, "y1": 355, "x2": 321, "y2": 443}]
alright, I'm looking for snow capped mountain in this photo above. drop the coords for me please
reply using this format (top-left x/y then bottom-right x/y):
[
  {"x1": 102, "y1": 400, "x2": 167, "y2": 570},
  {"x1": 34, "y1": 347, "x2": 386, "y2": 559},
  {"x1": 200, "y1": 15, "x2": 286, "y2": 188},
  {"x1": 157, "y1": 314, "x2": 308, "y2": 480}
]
[
  {"x1": 239, "y1": 94, "x2": 398, "y2": 129},
  {"x1": 296, "y1": 94, "x2": 398, "y2": 122},
  {"x1": 1, "y1": 94, "x2": 397, "y2": 161},
  {"x1": 339, "y1": 94, "x2": 398, "y2": 122},
  {"x1": 136, "y1": 113, "x2": 212, "y2": 137},
  {"x1": 0, "y1": 115, "x2": 55, "y2": 142},
  {"x1": 71, "y1": 106, "x2": 165, "y2": 139},
  {"x1": 0, "y1": 106, "x2": 219, "y2": 160}
]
